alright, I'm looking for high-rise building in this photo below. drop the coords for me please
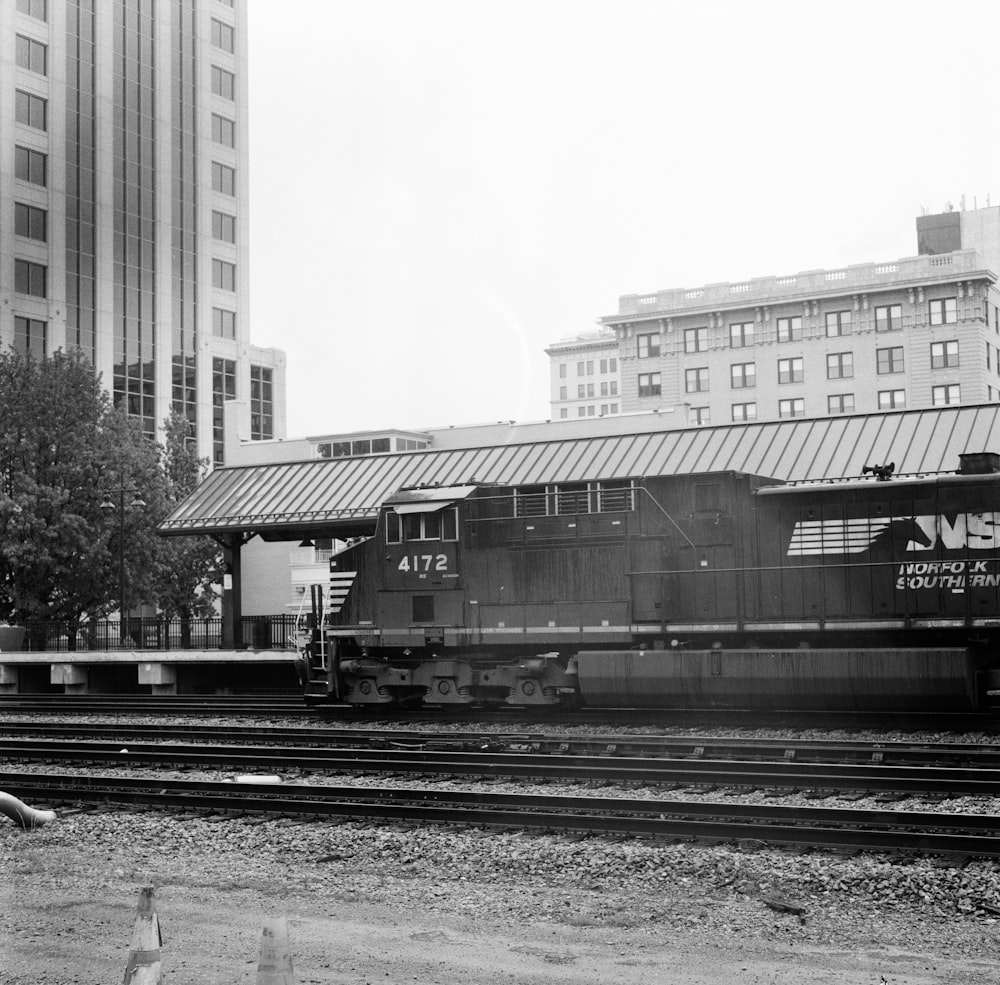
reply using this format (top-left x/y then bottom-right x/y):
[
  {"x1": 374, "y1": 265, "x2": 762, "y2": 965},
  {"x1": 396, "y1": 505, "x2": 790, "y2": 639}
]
[
  {"x1": 548, "y1": 205, "x2": 1000, "y2": 427},
  {"x1": 1, "y1": 0, "x2": 285, "y2": 464}
]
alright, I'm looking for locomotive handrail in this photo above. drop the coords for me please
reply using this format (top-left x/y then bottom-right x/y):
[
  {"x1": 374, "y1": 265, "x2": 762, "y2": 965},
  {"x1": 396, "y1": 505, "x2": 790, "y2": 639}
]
[{"x1": 633, "y1": 484, "x2": 696, "y2": 548}]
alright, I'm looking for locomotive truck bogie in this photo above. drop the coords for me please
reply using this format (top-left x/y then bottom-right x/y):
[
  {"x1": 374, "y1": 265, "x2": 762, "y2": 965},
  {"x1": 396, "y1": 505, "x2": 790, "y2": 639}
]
[{"x1": 333, "y1": 652, "x2": 578, "y2": 707}]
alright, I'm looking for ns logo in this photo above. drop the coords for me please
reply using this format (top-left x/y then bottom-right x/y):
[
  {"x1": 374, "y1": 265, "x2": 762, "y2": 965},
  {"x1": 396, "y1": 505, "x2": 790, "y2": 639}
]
[{"x1": 786, "y1": 512, "x2": 1000, "y2": 557}]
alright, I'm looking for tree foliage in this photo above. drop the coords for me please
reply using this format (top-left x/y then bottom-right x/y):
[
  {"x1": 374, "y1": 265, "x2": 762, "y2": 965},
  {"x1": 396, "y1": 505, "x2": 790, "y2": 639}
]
[
  {"x1": 150, "y1": 411, "x2": 221, "y2": 619},
  {"x1": 0, "y1": 351, "x2": 219, "y2": 627}
]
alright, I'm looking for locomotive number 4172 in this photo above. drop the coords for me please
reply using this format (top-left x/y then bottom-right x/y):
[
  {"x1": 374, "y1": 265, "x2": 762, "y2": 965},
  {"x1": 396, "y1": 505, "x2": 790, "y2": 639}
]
[{"x1": 398, "y1": 554, "x2": 448, "y2": 573}]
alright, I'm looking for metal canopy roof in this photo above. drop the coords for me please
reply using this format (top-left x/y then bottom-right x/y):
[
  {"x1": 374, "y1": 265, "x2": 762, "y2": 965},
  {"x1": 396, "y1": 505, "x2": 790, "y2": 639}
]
[{"x1": 158, "y1": 405, "x2": 1000, "y2": 539}]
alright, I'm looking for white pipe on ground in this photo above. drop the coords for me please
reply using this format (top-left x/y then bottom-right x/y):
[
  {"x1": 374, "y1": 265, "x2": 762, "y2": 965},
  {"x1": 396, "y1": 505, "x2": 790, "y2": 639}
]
[{"x1": 0, "y1": 791, "x2": 57, "y2": 829}]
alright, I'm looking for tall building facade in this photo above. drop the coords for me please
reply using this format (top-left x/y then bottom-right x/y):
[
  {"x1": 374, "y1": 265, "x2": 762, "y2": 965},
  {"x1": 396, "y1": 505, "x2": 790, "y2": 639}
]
[
  {"x1": 1, "y1": 0, "x2": 285, "y2": 463},
  {"x1": 548, "y1": 206, "x2": 1000, "y2": 427}
]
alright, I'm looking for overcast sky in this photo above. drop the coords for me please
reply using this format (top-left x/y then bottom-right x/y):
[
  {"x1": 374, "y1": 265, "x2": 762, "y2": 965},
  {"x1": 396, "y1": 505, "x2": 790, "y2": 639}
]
[{"x1": 247, "y1": 0, "x2": 1000, "y2": 438}]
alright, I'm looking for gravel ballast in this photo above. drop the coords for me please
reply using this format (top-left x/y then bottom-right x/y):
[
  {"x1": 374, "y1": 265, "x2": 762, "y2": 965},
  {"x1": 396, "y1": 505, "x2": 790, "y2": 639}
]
[{"x1": 2, "y1": 807, "x2": 999, "y2": 984}]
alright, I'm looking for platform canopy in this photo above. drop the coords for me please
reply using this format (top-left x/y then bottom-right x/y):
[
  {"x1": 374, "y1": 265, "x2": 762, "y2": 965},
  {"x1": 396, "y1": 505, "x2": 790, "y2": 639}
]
[{"x1": 158, "y1": 404, "x2": 1000, "y2": 541}]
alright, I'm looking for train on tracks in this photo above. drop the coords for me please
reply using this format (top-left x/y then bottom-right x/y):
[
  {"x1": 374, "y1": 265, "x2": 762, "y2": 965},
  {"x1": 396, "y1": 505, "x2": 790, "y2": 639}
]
[{"x1": 298, "y1": 450, "x2": 1000, "y2": 712}]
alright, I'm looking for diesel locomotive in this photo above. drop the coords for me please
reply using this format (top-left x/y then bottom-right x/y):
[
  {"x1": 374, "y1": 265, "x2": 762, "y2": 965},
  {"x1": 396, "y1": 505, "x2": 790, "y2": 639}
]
[{"x1": 298, "y1": 451, "x2": 1000, "y2": 712}]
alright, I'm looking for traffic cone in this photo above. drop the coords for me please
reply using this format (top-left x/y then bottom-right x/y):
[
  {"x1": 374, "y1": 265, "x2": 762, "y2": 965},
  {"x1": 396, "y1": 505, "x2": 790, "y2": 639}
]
[
  {"x1": 257, "y1": 916, "x2": 295, "y2": 985},
  {"x1": 123, "y1": 886, "x2": 162, "y2": 985}
]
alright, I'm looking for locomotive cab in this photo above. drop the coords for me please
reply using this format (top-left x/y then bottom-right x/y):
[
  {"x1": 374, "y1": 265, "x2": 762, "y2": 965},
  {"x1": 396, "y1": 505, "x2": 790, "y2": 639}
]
[{"x1": 308, "y1": 483, "x2": 579, "y2": 707}]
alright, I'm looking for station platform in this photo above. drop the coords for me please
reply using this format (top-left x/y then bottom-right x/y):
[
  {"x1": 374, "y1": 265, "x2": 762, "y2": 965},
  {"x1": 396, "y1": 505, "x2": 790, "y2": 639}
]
[{"x1": 0, "y1": 649, "x2": 300, "y2": 695}]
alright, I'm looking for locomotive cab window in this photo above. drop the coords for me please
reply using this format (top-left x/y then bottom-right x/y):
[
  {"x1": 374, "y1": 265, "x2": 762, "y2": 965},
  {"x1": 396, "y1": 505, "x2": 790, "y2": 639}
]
[{"x1": 386, "y1": 506, "x2": 458, "y2": 543}]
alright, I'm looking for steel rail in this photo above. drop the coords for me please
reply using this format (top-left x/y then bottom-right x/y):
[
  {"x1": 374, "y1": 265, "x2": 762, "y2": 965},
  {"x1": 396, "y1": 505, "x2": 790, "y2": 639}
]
[
  {"x1": 2, "y1": 770, "x2": 999, "y2": 858},
  {"x1": 2, "y1": 721, "x2": 999, "y2": 767},
  {"x1": 1, "y1": 694, "x2": 997, "y2": 732},
  {"x1": 3, "y1": 738, "x2": 1000, "y2": 797}
]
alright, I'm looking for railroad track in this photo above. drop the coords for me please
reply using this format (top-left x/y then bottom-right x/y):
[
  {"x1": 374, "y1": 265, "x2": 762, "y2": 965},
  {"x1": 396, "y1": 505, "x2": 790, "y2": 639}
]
[
  {"x1": 1, "y1": 720, "x2": 999, "y2": 768},
  {"x1": 2, "y1": 692, "x2": 999, "y2": 732},
  {"x1": 3, "y1": 769, "x2": 999, "y2": 859},
  {"x1": 2, "y1": 733, "x2": 1000, "y2": 799}
]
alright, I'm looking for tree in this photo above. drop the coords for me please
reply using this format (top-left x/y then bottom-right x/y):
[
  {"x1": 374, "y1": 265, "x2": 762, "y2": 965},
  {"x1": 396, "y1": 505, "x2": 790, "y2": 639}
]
[
  {"x1": 148, "y1": 411, "x2": 221, "y2": 621},
  {"x1": 0, "y1": 353, "x2": 219, "y2": 640},
  {"x1": 0, "y1": 350, "x2": 143, "y2": 628}
]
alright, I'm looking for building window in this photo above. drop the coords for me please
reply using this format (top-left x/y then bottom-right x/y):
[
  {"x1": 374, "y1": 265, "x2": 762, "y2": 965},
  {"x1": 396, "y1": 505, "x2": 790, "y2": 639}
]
[
  {"x1": 14, "y1": 259, "x2": 46, "y2": 297},
  {"x1": 610, "y1": 381, "x2": 618, "y2": 395},
  {"x1": 684, "y1": 327, "x2": 707, "y2": 353},
  {"x1": 685, "y1": 367, "x2": 708, "y2": 393},
  {"x1": 576, "y1": 361, "x2": 585, "y2": 375},
  {"x1": 730, "y1": 321, "x2": 754, "y2": 348},
  {"x1": 212, "y1": 357, "x2": 237, "y2": 465},
  {"x1": 577, "y1": 384, "x2": 585, "y2": 398},
  {"x1": 877, "y1": 346, "x2": 904, "y2": 374},
  {"x1": 730, "y1": 362, "x2": 755, "y2": 389},
  {"x1": 875, "y1": 303, "x2": 902, "y2": 332},
  {"x1": 212, "y1": 210, "x2": 236, "y2": 243},
  {"x1": 586, "y1": 383, "x2": 595, "y2": 397},
  {"x1": 930, "y1": 340, "x2": 959, "y2": 369},
  {"x1": 15, "y1": 89, "x2": 46, "y2": 130},
  {"x1": 637, "y1": 333, "x2": 660, "y2": 358},
  {"x1": 211, "y1": 18, "x2": 235, "y2": 52},
  {"x1": 825, "y1": 310, "x2": 852, "y2": 337},
  {"x1": 638, "y1": 372, "x2": 661, "y2": 398},
  {"x1": 250, "y1": 365, "x2": 274, "y2": 440},
  {"x1": 828, "y1": 393, "x2": 854, "y2": 414},
  {"x1": 878, "y1": 389, "x2": 905, "y2": 410},
  {"x1": 14, "y1": 202, "x2": 46, "y2": 242},
  {"x1": 16, "y1": 35, "x2": 47, "y2": 75},
  {"x1": 779, "y1": 398, "x2": 805, "y2": 418},
  {"x1": 211, "y1": 65, "x2": 235, "y2": 100},
  {"x1": 13, "y1": 316, "x2": 45, "y2": 360},
  {"x1": 929, "y1": 297, "x2": 957, "y2": 325},
  {"x1": 14, "y1": 146, "x2": 46, "y2": 186},
  {"x1": 558, "y1": 385, "x2": 566, "y2": 400},
  {"x1": 776, "y1": 315, "x2": 802, "y2": 342},
  {"x1": 559, "y1": 363, "x2": 566, "y2": 378},
  {"x1": 600, "y1": 381, "x2": 608, "y2": 396},
  {"x1": 692, "y1": 406, "x2": 710, "y2": 425},
  {"x1": 932, "y1": 384, "x2": 960, "y2": 406},
  {"x1": 578, "y1": 407, "x2": 586, "y2": 417},
  {"x1": 16, "y1": 0, "x2": 47, "y2": 20},
  {"x1": 212, "y1": 307, "x2": 236, "y2": 339},
  {"x1": 826, "y1": 352, "x2": 853, "y2": 379},
  {"x1": 212, "y1": 162, "x2": 236, "y2": 196},
  {"x1": 599, "y1": 357, "x2": 617, "y2": 373},
  {"x1": 211, "y1": 113, "x2": 236, "y2": 148},
  {"x1": 732, "y1": 402, "x2": 757, "y2": 422},
  {"x1": 212, "y1": 259, "x2": 236, "y2": 291},
  {"x1": 777, "y1": 357, "x2": 803, "y2": 384},
  {"x1": 559, "y1": 408, "x2": 568, "y2": 419}
]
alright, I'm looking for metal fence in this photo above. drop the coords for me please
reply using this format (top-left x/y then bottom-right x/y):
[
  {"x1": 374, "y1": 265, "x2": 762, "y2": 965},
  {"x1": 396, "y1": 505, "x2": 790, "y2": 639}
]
[{"x1": 15, "y1": 614, "x2": 300, "y2": 652}]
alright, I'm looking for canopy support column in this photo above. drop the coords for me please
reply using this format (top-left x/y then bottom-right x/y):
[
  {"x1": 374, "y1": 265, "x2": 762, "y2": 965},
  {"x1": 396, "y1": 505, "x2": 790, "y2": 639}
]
[{"x1": 214, "y1": 533, "x2": 254, "y2": 649}]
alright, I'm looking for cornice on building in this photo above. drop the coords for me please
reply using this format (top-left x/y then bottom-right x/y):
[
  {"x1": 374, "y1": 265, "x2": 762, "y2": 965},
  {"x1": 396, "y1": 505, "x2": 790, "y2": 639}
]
[{"x1": 604, "y1": 250, "x2": 998, "y2": 326}]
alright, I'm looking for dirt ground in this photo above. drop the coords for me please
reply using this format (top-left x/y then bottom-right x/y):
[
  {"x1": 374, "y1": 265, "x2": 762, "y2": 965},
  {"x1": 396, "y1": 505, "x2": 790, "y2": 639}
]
[{"x1": 1, "y1": 812, "x2": 999, "y2": 984}]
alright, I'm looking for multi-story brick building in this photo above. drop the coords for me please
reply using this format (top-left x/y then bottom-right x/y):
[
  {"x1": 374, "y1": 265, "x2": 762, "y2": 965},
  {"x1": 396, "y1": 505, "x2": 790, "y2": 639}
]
[
  {"x1": 1, "y1": 0, "x2": 285, "y2": 463},
  {"x1": 548, "y1": 206, "x2": 1000, "y2": 426}
]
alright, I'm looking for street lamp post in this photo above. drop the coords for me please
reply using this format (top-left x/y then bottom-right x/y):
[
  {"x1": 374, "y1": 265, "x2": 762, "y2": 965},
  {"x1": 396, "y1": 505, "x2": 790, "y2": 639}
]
[{"x1": 100, "y1": 477, "x2": 146, "y2": 644}]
